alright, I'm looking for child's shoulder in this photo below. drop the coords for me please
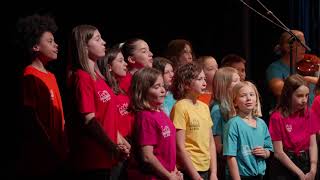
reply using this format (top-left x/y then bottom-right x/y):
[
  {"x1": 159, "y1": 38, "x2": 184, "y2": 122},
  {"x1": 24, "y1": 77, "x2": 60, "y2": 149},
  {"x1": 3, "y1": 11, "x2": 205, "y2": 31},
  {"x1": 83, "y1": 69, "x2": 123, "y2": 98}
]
[
  {"x1": 197, "y1": 100, "x2": 208, "y2": 107},
  {"x1": 270, "y1": 110, "x2": 282, "y2": 119},
  {"x1": 23, "y1": 65, "x2": 55, "y2": 79},
  {"x1": 72, "y1": 69, "x2": 94, "y2": 83},
  {"x1": 226, "y1": 116, "x2": 241, "y2": 125},
  {"x1": 256, "y1": 117, "x2": 268, "y2": 126},
  {"x1": 210, "y1": 102, "x2": 221, "y2": 112},
  {"x1": 136, "y1": 110, "x2": 162, "y2": 117},
  {"x1": 174, "y1": 99, "x2": 189, "y2": 107}
]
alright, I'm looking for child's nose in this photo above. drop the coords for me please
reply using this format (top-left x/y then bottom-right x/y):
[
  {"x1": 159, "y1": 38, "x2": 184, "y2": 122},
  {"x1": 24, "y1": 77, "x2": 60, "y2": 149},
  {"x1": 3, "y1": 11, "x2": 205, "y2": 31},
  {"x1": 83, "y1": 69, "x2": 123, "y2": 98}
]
[{"x1": 203, "y1": 80, "x2": 207, "y2": 87}]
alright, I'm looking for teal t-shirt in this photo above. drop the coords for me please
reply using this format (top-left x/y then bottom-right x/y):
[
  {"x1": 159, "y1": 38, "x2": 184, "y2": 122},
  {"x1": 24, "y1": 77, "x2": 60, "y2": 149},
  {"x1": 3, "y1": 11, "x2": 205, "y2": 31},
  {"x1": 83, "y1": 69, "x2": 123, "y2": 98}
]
[
  {"x1": 266, "y1": 59, "x2": 315, "y2": 107},
  {"x1": 210, "y1": 102, "x2": 226, "y2": 141},
  {"x1": 223, "y1": 116, "x2": 273, "y2": 176},
  {"x1": 163, "y1": 91, "x2": 176, "y2": 117}
]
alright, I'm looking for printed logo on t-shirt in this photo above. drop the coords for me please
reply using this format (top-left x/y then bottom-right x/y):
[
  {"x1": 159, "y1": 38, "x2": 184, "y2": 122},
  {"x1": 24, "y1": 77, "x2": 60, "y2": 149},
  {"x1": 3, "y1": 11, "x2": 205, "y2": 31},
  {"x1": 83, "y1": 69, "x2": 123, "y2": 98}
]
[
  {"x1": 189, "y1": 119, "x2": 200, "y2": 131},
  {"x1": 242, "y1": 145, "x2": 252, "y2": 156},
  {"x1": 117, "y1": 103, "x2": 129, "y2": 116},
  {"x1": 285, "y1": 124, "x2": 292, "y2": 132},
  {"x1": 98, "y1": 90, "x2": 111, "y2": 103},
  {"x1": 161, "y1": 125, "x2": 171, "y2": 138},
  {"x1": 50, "y1": 89, "x2": 55, "y2": 100}
]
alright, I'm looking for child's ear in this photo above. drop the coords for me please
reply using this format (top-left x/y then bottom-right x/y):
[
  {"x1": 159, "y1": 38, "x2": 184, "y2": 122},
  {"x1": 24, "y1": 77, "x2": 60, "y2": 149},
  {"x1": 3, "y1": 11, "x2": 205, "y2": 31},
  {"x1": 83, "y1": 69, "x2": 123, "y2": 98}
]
[
  {"x1": 128, "y1": 56, "x2": 135, "y2": 64},
  {"x1": 108, "y1": 64, "x2": 112, "y2": 72},
  {"x1": 32, "y1": 44, "x2": 40, "y2": 52}
]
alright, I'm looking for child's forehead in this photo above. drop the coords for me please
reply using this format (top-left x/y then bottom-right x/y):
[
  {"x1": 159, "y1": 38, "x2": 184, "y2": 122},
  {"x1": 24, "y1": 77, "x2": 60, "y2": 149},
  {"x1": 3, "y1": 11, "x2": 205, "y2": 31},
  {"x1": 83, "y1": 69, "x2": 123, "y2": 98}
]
[
  {"x1": 238, "y1": 85, "x2": 255, "y2": 93},
  {"x1": 293, "y1": 85, "x2": 309, "y2": 94}
]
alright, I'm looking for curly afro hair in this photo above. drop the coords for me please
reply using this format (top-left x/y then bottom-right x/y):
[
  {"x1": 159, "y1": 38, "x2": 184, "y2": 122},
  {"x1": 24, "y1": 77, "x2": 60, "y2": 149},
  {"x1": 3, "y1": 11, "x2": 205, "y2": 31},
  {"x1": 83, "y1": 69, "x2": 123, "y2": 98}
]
[{"x1": 16, "y1": 14, "x2": 57, "y2": 55}]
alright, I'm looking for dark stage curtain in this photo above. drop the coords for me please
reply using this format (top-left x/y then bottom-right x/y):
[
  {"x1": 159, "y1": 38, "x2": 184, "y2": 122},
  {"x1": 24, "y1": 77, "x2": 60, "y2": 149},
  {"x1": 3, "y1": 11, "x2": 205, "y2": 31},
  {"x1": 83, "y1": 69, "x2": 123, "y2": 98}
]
[{"x1": 290, "y1": 0, "x2": 320, "y2": 55}]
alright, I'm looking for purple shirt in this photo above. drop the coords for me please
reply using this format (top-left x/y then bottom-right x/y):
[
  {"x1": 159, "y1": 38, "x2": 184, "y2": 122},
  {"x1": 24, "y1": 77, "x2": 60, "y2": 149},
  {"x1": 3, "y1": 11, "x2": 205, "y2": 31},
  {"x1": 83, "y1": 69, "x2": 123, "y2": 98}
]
[{"x1": 135, "y1": 110, "x2": 176, "y2": 179}]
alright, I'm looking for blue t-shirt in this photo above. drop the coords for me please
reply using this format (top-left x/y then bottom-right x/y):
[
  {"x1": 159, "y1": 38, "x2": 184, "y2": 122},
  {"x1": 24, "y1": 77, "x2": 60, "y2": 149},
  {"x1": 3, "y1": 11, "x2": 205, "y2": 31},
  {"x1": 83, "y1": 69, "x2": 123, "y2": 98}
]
[
  {"x1": 163, "y1": 91, "x2": 176, "y2": 117},
  {"x1": 223, "y1": 116, "x2": 273, "y2": 176},
  {"x1": 210, "y1": 102, "x2": 226, "y2": 141},
  {"x1": 266, "y1": 59, "x2": 315, "y2": 107}
]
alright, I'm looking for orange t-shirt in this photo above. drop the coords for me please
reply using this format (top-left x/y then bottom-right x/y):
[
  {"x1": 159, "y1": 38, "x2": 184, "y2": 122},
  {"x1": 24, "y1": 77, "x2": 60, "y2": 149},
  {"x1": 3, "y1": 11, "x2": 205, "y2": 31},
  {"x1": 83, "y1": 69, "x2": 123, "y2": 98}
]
[
  {"x1": 21, "y1": 65, "x2": 67, "y2": 175},
  {"x1": 198, "y1": 92, "x2": 213, "y2": 105}
]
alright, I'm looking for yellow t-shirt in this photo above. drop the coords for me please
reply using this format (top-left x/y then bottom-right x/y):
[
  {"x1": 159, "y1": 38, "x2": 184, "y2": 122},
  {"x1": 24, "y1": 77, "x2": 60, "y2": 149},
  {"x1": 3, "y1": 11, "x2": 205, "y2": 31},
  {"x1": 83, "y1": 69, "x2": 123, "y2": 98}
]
[{"x1": 171, "y1": 99, "x2": 213, "y2": 171}]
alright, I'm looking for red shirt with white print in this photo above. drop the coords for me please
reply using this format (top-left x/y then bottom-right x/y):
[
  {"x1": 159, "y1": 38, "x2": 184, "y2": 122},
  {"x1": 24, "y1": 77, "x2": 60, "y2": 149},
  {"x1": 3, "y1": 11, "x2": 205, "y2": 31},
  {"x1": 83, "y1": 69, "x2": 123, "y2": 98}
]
[
  {"x1": 116, "y1": 93, "x2": 134, "y2": 137},
  {"x1": 69, "y1": 69, "x2": 118, "y2": 171}
]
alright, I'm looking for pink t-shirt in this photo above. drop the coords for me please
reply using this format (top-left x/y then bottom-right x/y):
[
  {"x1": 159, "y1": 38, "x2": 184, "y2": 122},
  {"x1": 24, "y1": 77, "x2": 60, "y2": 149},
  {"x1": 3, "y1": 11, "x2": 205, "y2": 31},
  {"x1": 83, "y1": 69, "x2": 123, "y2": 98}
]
[
  {"x1": 69, "y1": 69, "x2": 118, "y2": 170},
  {"x1": 130, "y1": 110, "x2": 176, "y2": 179},
  {"x1": 269, "y1": 110, "x2": 318, "y2": 154},
  {"x1": 116, "y1": 93, "x2": 134, "y2": 137},
  {"x1": 311, "y1": 95, "x2": 320, "y2": 132}
]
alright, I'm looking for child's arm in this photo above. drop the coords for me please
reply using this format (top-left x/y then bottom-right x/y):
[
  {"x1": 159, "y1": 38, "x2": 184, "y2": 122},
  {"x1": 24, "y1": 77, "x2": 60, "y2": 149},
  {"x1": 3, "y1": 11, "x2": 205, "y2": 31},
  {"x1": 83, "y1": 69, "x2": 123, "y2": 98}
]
[
  {"x1": 273, "y1": 141, "x2": 306, "y2": 179},
  {"x1": 209, "y1": 130, "x2": 218, "y2": 180},
  {"x1": 226, "y1": 156, "x2": 241, "y2": 180},
  {"x1": 306, "y1": 134, "x2": 317, "y2": 180},
  {"x1": 117, "y1": 131, "x2": 131, "y2": 159},
  {"x1": 142, "y1": 145, "x2": 179, "y2": 180},
  {"x1": 82, "y1": 113, "x2": 119, "y2": 158},
  {"x1": 213, "y1": 136, "x2": 222, "y2": 154},
  {"x1": 176, "y1": 129, "x2": 203, "y2": 180}
]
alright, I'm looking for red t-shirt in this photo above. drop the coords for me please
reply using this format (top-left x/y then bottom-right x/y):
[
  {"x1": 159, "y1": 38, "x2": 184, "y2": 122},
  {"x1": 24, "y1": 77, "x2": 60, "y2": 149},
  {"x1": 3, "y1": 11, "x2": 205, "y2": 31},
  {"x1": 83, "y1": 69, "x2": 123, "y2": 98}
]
[
  {"x1": 21, "y1": 65, "x2": 67, "y2": 175},
  {"x1": 118, "y1": 73, "x2": 132, "y2": 94},
  {"x1": 68, "y1": 69, "x2": 118, "y2": 171},
  {"x1": 269, "y1": 110, "x2": 318, "y2": 154},
  {"x1": 116, "y1": 93, "x2": 134, "y2": 137}
]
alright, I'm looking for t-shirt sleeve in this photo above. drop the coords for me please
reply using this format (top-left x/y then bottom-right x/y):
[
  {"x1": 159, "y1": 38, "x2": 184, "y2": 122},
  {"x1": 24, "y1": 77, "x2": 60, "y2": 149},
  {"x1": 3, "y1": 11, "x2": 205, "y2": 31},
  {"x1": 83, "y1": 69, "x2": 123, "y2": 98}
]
[
  {"x1": 211, "y1": 107, "x2": 222, "y2": 135},
  {"x1": 311, "y1": 97, "x2": 320, "y2": 133},
  {"x1": 136, "y1": 112, "x2": 158, "y2": 146},
  {"x1": 266, "y1": 63, "x2": 282, "y2": 82},
  {"x1": 223, "y1": 120, "x2": 238, "y2": 156},
  {"x1": 171, "y1": 103, "x2": 187, "y2": 130},
  {"x1": 261, "y1": 120, "x2": 274, "y2": 152},
  {"x1": 75, "y1": 73, "x2": 95, "y2": 114},
  {"x1": 23, "y1": 75, "x2": 37, "y2": 108},
  {"x1": 309, "y1": 110, "x2": 319, "y2": 135},
  {"x1": 268, "y1": 112, "x2": 282, "y2": 141}
]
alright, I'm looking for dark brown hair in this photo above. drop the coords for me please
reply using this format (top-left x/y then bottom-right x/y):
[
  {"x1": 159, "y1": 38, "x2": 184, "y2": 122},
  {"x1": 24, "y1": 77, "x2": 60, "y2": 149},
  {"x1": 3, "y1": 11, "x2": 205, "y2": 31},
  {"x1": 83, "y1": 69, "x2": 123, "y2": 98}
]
[
  {"x1": 165, "y1": 39, "x2": 194, "y2": 67},
  {"x1": 277, "y1": 74, "x2": 308, "y2": 117},
  {"x1": 97, "y1": 44, "x2": 124, "y2": 95},
  {"x1": 152, "y1": 56, "x2": 173, "y2": 73},
  {"x1": 221, "y1": 54, "x2": 246, "y2": 67}
]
